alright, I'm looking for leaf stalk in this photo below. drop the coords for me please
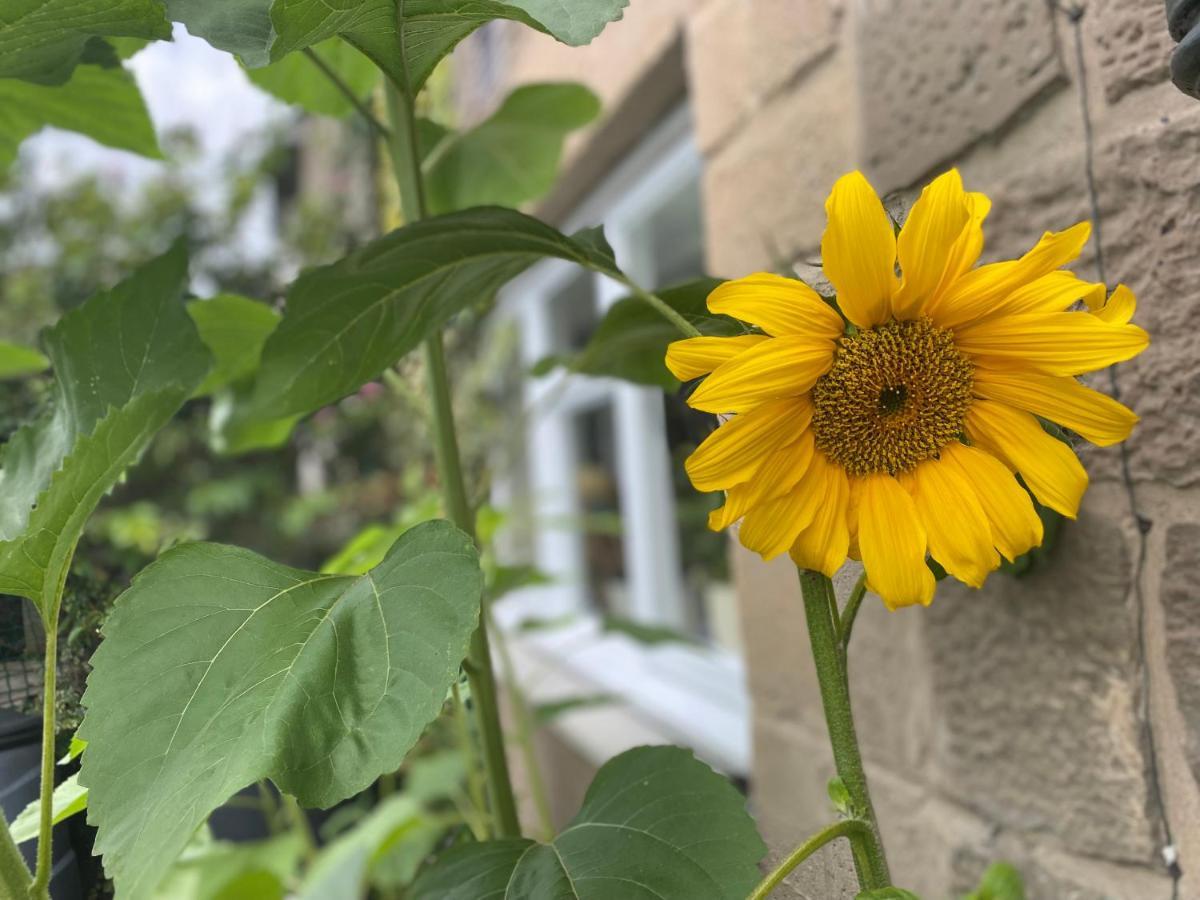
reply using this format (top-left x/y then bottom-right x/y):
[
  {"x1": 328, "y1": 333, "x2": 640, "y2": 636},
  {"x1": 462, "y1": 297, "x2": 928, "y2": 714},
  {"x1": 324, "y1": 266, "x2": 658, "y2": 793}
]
[{"x1": 746, "y1": 818, "x2": 871, "y2": 900}]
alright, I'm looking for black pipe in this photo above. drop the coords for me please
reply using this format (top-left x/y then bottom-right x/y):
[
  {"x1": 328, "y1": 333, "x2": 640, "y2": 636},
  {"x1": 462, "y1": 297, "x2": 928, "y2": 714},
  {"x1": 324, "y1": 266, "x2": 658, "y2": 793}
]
[{"x1": 1167, "y1": 0, "x2": 1200, "y2": 98}]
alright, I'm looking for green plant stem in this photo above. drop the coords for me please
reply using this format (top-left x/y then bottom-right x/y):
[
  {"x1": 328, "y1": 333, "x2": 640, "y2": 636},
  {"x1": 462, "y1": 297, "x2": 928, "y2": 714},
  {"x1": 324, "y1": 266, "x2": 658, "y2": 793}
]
[
  {"x1": 799, "y1": 568, "x2": 890, "y2": 891},
  {"x1": 484, "y1": 602, "x2": 555, "y2": 840},
  {"x1": 301, "y1": 48, "x2": 392, "y2": 139},
  {"x1": 29, "y1": 612, "x2": 62, "y2": 900},
  {"x1": 838, "y1": 571, "x2": 868, "y2": 651},
  {"x1": 746, "y1": 819, "x2": 871, "y2": 900},
  {"x1": 622, "y1": 281, "x2": 702, "y2": 338},
  {"x1": 282, "y1": 794, "x2": 317, "y2": 862},
  {"x1": 379, "y1": 71, "x2": 523, "y2": 839},
  {"x1": 0, "y1": 814, "x2": 31, "y2": 899},
  {"x1": 256, "y1": 781, "x2": 282, "y2": 834},
  {"x1": 424, "y1": 333, "x2": 522, "y2": 838}
]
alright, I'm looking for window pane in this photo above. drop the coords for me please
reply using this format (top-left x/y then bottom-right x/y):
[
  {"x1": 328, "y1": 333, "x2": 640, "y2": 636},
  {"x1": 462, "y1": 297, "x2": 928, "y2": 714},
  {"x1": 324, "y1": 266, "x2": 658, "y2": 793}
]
[
  {"x1": 631, "y1": 178, "x2": 705, "y2": 289},
  {"x1": 572, "y1": 403, "x2": 627, "y2": 615}
]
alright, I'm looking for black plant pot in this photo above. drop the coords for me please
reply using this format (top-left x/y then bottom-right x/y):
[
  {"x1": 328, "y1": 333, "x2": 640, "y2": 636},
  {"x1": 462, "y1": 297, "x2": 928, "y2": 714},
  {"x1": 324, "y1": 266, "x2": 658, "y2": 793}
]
[{"x1": 0, "y1": 709, "x2": 83, "y2": 899}]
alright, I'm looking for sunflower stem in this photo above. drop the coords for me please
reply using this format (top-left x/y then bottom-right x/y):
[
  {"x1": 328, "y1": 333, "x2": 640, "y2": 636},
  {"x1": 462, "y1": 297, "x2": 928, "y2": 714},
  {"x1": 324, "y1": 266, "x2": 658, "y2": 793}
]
[
  {"x1": 799, "y1": 568, "x2": 891, "y2": 891},
  {"x1": 381, "y1": 70, "x2": 522, "y2": 840}
]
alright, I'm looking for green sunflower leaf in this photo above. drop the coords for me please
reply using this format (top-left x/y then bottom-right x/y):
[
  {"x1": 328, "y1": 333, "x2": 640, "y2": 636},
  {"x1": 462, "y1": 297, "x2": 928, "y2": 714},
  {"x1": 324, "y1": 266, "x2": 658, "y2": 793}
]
[
  {"x1": 269, "y1": 0, "x2": 628, "y2": 95},
  {"x1": 186, "y1": 294, "x2": 281, "y2": 396},
  {"x1": 0, "y1": 341, "x2": 49, "y2": 379},
  {"x1": 163, "y1": 0, "x2": 274, "y2": 67},
  {"x1": 538, "y1": 278, "x2": 739, "y2": 390},
  {"x1": 77, "y1": 520, "x2": 483, "y2": 900},
  {"x1": 152, "y1": 829, "x2": 306, "y2": 900},
  {"x1": 244, "y1": 37, "x2": 379, "y2": 118},
  {"x1": 0, "y1": 61, "x2": 162, "y2": 171},
  {"x1": 411, "y1": 745, "x2": 766, "y2": 899},
  {"x1": 963, "y1": 861, "x2": 1025, "y2": 900},
  {"x1": 220, "y1": 207, "x2": 623, "y2": 452},
  {"x1": 0, "y1": 0, "x2": 170, "y2": 84},
  {"x1": 857, "y1": 890, "x2": 923, "y2": 900},
  {"x1": 424, "y1": 82, "x2": 601, "y2": 214},
  {"x1": 297, "y1": 795, "x2": 441, "y2": 899},
  {"x1": 9, "y1": 773, "x2": 88, "y2": 843},
  {"x1": 0, "y1": 245, "x2": 209, "y2": 618}
]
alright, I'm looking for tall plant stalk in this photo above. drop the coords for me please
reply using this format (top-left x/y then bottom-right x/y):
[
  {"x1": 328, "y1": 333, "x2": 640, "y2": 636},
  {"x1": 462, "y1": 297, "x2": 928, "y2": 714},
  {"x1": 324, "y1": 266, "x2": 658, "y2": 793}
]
[
  {"x1": 380, "y1": 75, "x2": 522, "y2": 838},
  {"x1": 798, "y1": 569, "x2": 890, "y2": 889}
]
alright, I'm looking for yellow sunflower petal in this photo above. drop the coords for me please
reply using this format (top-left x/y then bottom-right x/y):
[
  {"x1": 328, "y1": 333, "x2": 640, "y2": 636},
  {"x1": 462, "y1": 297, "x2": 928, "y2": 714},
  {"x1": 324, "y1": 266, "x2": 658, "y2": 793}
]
[
  {"x1": 940, "y1": 442, "x2": 1043, "y2": 562},
  {"x1": 908, "y1": 453, "x2": 999, "y2": 588},
  {"x1": 892, "y1": 170, "x2": 971, "y2": 319},
  {"x1": 846, "y1": 475, "x2": 863, "y2": 561},
  {"x1": 973, "y1": 368, "x2": 1138, "y2": 446},
  {"x1": 687, "y1": 335, "x2": 834, "y2": 413},
  {"x1": 986, "y1": 270, "x2": 1106, "y2": 319},
  {"x1": 737, "y1": 464, "x2": 825, "y2": 561},
  {"x1": 709, "y1": 430, "x2": 815, "y2": 531},
  {"x1": 932, "y1": 191, "x2": 992, "y2": 300},
  {"x1": 966, "y1": 399, "x2": 1088, "y2": 518},
  {"x1": 821, "y1": 171, "x2": 898, "y2": 328},
  {"x1": 788, "y1": 451, "x2": 850, "y2": 577},
  {"x1": 666, "y1": 335, "x2": 769, "y2": 381},
  {"x1": 928, "y1": 221, "x2": 1092, "y2": 328},
  {"x1": 857, "y1": 473, "x2": 935, "y2": 609},
  {"x1": 1093, "y1": 283, "x2": 1137, "y2": 324},
  {"x1": 706, "y1": 273, "x2": 845, "y2": 338},
  {"x1": 685, "y1": 397, "x2": 811, "y2": 492},
  {"x1": 953, "y1": 311, "x2": 1149, "y2": 376}
]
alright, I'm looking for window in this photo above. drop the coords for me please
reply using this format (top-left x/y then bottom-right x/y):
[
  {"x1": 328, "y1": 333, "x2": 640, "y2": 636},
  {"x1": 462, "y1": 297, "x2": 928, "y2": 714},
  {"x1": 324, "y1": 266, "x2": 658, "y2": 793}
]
[{"x1": 491, "y1": 106, "x2": 749, "y2": 776}]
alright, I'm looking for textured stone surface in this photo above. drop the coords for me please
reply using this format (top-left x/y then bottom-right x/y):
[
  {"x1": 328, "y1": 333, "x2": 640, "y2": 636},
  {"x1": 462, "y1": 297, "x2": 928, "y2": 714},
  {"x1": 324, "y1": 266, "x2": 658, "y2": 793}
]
[
  {"x1": 1162, "y1": 522, "x2": 1200, "y2": 786},
  {"x1": 703, "y1": 52, "x2": 856, "y2": 274},
  {"x1": 857, "y1": 0, "x2": 1064, "y2": 190},
  {"x1": 746, "y1": 0, "x2": 842, "y2": 98},
  {"x1": 1097, "y1": 106, "x2": 1200, "y2": 488},
  {"x1": 926, "y1": 500, "x2": 1159, "y2": 862},
  {"x1": 1089, "y1": 0, "x2": 1175, "y2": 103},
  {"x1": 686, "y1": 0, "x2": 753, "y2": 152}
]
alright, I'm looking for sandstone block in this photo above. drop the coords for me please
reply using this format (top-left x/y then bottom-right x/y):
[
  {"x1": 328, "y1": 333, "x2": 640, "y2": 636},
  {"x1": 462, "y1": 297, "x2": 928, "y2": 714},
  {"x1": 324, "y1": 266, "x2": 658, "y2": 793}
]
[
  {"x1": 703, "y1": 54, "x2": 856, "y2": 275},
  {"x1": 746, "y1": 0, "x2": 842, "y2": 98},
  {"x1": 1096, "y1": 106, "x2": 1200, "y2": 488},
  {"x1": 925, "y1": 497, "x2": 1159, "y2": 862},
  {"x1": 1162, "y1": 521, "x2": 1200, "y2": 786},
  {"x1": 1089, "y1": 0, "x2": 1175, "y2": 103},
  {"x1": 686, "y1": 0, "x2": 754, "y2": 153},
  {"x1": 857, "y1": 0, "x2": 1064, "y2": 190}
]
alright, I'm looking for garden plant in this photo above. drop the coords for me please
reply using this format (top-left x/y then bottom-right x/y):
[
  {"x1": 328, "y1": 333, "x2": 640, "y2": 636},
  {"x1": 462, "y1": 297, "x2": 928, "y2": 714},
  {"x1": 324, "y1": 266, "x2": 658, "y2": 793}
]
[{"x1": 0, "y1": 2, "x2": 1149, "y2": 899}]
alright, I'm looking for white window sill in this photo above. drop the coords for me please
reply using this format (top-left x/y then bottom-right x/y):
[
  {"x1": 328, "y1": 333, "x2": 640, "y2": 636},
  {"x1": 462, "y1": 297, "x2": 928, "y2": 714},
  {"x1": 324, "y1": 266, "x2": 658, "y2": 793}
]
[{"x1": 495, "y1": 587, "x2": 751, "y2": 778}]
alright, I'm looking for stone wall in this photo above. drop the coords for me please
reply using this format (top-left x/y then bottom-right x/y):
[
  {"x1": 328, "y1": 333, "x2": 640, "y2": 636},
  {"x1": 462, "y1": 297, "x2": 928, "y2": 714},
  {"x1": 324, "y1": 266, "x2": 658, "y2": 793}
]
[{"x1": 457, "y1": 2, "x2": 1200, "y2": 897}]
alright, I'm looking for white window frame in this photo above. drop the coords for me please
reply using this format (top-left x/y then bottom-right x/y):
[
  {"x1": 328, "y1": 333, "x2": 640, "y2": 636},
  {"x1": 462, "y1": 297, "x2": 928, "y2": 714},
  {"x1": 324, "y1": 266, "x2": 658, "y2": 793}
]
[{"x1": 491, "y1": 105, "x2": 750, "y2": 776}]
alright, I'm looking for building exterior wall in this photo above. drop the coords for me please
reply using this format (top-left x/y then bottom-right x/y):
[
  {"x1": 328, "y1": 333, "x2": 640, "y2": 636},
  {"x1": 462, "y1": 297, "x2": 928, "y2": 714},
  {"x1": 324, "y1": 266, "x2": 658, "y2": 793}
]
[{"x1": 459, "y1": 2, "x2": 1200, "y2": 896}]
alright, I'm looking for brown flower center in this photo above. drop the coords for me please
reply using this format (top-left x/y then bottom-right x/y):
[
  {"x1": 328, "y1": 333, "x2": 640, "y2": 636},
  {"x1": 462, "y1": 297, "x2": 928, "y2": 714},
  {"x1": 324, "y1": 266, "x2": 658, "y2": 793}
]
[{"x1": 811, "y1": 318, "x2": 974, "y2": 476}]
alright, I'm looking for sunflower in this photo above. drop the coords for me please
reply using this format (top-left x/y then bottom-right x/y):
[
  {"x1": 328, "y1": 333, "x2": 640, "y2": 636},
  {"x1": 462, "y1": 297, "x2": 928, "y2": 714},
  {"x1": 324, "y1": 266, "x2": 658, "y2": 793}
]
[{"x1": 666, "y1": 169, "x2": 1148, "y2": 609}]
